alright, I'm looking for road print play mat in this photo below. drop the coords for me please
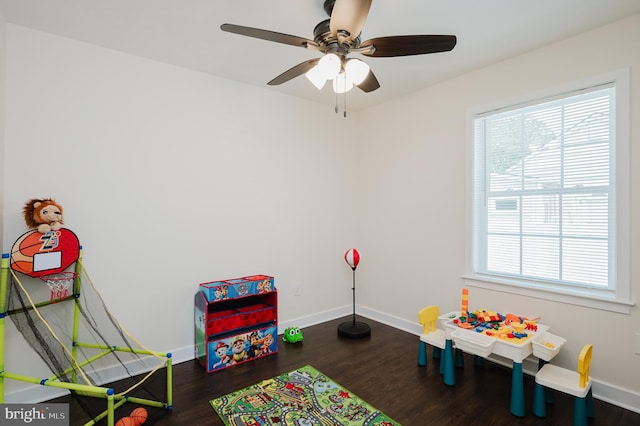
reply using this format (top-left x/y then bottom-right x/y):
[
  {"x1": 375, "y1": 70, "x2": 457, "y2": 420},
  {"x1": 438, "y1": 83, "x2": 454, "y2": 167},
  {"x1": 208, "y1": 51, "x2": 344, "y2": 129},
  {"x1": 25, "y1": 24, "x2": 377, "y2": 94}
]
[{"x1": 210, "y1": 364, "x2": 400, "y2": 425}]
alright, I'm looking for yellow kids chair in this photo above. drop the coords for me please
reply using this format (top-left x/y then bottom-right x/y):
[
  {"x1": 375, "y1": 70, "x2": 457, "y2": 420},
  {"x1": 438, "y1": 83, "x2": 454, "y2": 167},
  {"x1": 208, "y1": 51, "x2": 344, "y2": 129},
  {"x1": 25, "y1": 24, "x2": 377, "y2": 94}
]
[
  {"x1": 532, "y1": 344, "x2": 594, "y2": 425},
  {"x1": 418, "y1": 306, "x2": 447, "y2": 370}
]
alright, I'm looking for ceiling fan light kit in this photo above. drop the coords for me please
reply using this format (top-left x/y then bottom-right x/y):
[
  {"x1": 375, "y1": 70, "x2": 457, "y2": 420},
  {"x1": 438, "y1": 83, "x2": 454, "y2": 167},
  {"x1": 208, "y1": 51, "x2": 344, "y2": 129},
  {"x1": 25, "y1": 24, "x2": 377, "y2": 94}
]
[
  {"x1": 344, "y1": 59, "x2": 369, "y2": 85},
  {"x1": 221, "y1": 0, "x2": 456, "y2": 103},
  {"x1": 305, "y1": 65, "x2": 328, "y2": 90},
  {"x1": 305, "y1": 52, "x2": 340, "y2": 90},
  {"x1": 306, "y1": 56, "x2": 369, "y2": 93}
]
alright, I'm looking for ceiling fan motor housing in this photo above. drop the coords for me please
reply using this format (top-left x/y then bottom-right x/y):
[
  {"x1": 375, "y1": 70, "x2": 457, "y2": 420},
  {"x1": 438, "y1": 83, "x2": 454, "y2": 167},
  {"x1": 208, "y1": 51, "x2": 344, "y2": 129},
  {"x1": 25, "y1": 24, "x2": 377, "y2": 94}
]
[
  {"x1": 314, "y1": 18, "x2": 361, "y2": 55},
  {"x1": 323, "y1": 0, "x2": 336, "y2": 17}
]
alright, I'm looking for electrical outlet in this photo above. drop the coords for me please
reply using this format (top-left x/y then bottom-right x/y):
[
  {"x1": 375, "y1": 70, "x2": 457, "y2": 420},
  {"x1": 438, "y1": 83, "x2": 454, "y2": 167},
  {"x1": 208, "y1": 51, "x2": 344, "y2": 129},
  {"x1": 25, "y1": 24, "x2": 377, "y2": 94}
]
[
  {"x1": 294, "y1": 285, "x2": 302, "y2": 296},
  {"x1": 636, "y1": 332, "x2": 640, "y2": 355}
]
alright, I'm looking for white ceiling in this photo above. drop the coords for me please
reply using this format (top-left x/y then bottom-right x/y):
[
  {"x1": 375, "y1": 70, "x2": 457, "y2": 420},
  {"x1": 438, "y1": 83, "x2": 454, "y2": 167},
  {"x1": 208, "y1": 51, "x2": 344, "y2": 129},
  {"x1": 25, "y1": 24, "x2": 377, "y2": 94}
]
[{"x1": 2, "y1": 0, "x2": 639, "y2": 111}]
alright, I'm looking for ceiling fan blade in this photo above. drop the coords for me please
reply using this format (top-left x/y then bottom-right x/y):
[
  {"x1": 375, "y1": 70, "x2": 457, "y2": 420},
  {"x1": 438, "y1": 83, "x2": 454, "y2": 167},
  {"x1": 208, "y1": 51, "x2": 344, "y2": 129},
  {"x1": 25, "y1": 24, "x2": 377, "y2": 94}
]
[
  {"x1": 355, "y1": 69, "x2": 380, "y2": 93},
  {"x1": 221, "y1": 23, "x2": 319, "y2": 49},
  {"x1": 268, "y1": 58, "x2": 320, "y2": 86},
  {"x1": 329, "y1": 0, "x2": 372, "y2": 43},
  {"x1": 360, "y1": 35, "x2": 457, "y2": 57}
]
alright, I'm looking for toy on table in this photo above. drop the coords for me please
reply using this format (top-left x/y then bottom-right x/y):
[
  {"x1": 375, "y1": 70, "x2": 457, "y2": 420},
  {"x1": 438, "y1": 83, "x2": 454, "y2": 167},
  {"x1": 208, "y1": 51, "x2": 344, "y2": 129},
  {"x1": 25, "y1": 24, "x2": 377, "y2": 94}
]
[
  {"x1": 461, "y1": 288, "x2": 469, "y2": 318},
  {"x1": 282, "y1": 326, "x2": 303, "y2": 343},
  {"x1": 454, "y1": 311, "x2": 538, "y2": 340},
  {"x1": 453, "y1": 289, "x2": 539, "y2": 341}
]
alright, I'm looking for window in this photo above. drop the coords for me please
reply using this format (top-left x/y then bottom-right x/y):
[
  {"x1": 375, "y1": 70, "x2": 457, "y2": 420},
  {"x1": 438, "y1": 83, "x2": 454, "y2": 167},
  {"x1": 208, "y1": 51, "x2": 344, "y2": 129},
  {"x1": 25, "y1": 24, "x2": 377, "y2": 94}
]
[{"x1": 466, "y1": 70, "x2": 631, "y2": 313}]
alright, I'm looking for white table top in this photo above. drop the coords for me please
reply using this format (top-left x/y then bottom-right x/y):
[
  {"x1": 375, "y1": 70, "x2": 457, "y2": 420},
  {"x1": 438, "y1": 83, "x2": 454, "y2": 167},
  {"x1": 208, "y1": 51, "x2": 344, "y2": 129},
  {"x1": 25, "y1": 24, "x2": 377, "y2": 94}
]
[{"x1": 445, "y1": 318, "x2": 550, "y2": 363}]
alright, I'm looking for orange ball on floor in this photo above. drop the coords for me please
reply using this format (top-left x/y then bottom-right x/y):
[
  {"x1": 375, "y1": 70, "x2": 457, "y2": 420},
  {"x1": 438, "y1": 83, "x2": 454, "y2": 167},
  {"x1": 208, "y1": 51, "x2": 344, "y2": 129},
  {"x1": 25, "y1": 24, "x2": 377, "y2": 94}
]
[
  {"x1": 115, "y1": 417, "x2": 136, "y2": 426},
  {"x1": 129, "y1": 407, "x2": 148, "y2": 426}
]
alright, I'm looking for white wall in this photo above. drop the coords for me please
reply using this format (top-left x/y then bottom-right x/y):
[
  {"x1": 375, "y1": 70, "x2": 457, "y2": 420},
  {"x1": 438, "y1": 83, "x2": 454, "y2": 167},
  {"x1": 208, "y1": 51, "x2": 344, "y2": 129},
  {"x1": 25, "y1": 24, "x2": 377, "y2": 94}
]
[
  {"x1": 3, "y1": 12, "x2": 639, "y2": 411},
  {"x1": 357, "y1": 14, "x2": 640, "y2": 407},
  {"x1": 0, "y1": 6, "x2": 6, "y2": 246},
  {"x1": 2, "y1": 24, "x2": 359, "y2": 399}
]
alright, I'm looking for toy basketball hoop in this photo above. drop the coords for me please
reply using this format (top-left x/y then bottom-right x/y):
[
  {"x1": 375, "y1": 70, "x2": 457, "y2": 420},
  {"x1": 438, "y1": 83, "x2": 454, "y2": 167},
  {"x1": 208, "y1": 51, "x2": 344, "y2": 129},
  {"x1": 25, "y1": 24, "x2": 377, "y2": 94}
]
[{"x1": 40, "y1": 272, "x2": 77, "y2": 302}]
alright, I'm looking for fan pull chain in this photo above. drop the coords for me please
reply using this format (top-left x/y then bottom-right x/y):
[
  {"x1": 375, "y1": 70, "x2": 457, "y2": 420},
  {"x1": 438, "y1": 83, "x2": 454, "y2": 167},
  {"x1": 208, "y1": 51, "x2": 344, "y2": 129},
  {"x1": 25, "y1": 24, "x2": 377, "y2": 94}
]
[
  {"x1": 334, "y1": 89, "x2": 348, "y2": 118},
  {"x1": 343, "y1": 90, "x2": 347, "y2": 118}
]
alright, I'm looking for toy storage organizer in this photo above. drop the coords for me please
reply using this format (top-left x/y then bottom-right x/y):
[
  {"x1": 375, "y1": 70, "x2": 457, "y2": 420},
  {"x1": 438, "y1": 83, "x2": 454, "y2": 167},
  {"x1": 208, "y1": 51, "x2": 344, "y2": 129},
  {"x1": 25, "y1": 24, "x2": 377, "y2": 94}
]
[{"x1": 195, "y1": 275, "x2": 278, "y2": 373}]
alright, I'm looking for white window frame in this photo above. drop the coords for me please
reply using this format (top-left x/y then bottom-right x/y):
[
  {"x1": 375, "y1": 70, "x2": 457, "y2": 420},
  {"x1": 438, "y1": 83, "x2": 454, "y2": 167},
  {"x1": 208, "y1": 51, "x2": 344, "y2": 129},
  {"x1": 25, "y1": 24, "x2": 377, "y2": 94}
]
[{"x1": 465, "y1": 69, "x2": 632, "y2": 314}]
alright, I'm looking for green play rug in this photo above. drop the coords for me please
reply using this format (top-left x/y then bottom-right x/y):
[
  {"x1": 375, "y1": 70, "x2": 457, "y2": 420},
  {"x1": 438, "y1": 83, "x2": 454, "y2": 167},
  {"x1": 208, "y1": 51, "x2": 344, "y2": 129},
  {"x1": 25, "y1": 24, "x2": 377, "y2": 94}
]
[{"x1": 210, "y1": 364, "x2": 401, "y2": 425}]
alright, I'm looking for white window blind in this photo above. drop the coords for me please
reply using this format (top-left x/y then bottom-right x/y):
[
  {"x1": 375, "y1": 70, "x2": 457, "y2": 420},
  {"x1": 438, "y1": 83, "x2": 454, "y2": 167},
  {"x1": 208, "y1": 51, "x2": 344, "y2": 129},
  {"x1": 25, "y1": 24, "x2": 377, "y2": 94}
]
[{"x1": 471, "y1": 81, "x2": 625, "y2": 301}]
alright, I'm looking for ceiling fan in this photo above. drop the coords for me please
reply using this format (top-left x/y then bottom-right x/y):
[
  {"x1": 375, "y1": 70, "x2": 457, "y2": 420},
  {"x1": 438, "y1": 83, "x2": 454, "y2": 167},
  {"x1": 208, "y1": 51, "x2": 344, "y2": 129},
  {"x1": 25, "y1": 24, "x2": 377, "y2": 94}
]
[{"x1": 220, "y1": 0, "x2": 457, "y2": 94}]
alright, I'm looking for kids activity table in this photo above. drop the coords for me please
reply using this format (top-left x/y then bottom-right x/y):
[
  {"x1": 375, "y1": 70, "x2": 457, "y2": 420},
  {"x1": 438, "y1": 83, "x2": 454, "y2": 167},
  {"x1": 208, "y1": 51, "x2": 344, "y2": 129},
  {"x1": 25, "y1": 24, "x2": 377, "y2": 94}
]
[{"x1": 442, "y1": 318, "x2": 554, "y2": 417}]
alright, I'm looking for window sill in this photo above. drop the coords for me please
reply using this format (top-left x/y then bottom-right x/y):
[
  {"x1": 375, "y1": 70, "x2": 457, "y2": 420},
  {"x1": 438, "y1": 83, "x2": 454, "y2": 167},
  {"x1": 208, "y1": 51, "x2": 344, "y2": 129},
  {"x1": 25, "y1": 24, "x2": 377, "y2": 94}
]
[{"x1": 462, "y1": 274, "x2": 634, "y2": 314}]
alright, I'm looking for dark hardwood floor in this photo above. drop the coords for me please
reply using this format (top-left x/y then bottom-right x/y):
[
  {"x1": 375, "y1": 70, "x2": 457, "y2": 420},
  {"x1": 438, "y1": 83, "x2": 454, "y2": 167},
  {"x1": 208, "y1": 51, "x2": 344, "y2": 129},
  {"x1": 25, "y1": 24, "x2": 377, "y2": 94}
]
[{"x1": 50, "y1": 316, "x2": 639, "y2": 425}]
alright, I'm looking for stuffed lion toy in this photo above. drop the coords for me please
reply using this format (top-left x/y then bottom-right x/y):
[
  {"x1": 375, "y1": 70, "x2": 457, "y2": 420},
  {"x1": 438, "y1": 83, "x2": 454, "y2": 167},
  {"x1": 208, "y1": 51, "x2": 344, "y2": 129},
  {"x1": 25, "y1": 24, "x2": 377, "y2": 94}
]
[{"x1": 23, "y1": 198, "x2": 64, "y2": 233}]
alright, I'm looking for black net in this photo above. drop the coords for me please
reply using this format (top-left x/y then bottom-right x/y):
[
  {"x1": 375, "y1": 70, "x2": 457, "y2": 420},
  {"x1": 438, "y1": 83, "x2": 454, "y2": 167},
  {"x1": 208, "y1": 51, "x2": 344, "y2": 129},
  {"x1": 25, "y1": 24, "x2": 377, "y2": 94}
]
[{"x1": 6, "y1": 263, "x2": 171, "y2": 424}]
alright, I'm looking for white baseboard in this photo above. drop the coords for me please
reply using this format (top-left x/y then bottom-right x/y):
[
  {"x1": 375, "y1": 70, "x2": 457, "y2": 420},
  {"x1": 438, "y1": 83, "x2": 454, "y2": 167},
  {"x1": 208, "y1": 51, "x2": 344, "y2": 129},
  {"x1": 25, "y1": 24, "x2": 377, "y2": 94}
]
[
  {"x1": 592, "y1": 380, "x2": 640, "y2": 415},
  {"x1": 278, "y1": 306, "x2": 351, "y2": 332},
  {"x1": 3, "y1": 346, "x2": 193, "y2": 404},
  {"x1": 5, "y1": 304, "x2": 639, "y2": 415},
  {"x1": 357, "y1": 305, "x2": 423, "y2": 335},
  {"x1": 2, "y1": 385, "x2": 69, "y2": 404}
]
